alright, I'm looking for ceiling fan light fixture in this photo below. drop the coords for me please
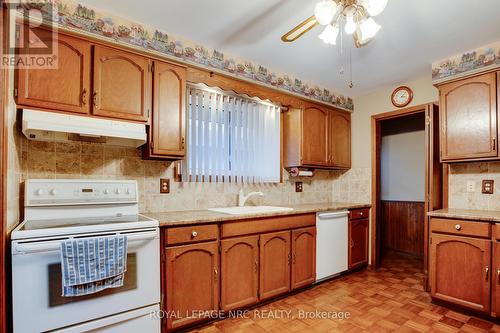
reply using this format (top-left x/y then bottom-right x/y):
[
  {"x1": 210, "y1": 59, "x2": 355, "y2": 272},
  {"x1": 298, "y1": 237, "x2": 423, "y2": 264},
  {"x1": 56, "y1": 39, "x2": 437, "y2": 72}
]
[
  {"x1": 314, "y1": 0, "x2": 339, "y2": 25},
  {"x1": 359, "y1": 17, "x2": 381, "y2": 40},
  {"x1": 362, "y1": 0, "x2": 388, "y2": 17},
  {"x1": 319, "y1": 24, "x2": 339, "y2": 45},
  {"x1": 344, "y1": 13, "x2": 357, "y2": 34}
]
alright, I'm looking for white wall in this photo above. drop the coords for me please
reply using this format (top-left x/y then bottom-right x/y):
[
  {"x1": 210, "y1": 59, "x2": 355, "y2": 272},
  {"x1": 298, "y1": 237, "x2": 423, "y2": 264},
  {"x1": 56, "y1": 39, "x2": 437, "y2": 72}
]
[
  {"x1": 381, "y1": 130, "x2": 425, "y2": 201},
  {"x1": 352, "y1": 74, "x2": 438, "y2": 168}
]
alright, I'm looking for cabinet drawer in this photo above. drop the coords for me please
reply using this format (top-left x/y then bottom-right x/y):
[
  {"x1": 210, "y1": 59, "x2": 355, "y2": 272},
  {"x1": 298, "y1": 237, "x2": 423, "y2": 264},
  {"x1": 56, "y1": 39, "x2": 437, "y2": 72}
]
[
  {"x1": 349, "y1": 208, "x2": 369, "y2": 220},
  {"x1": 430, "y1": 218, "x2": 490, "y2": 238},
  {"x1": 165, "y1": 224, "x2": 218, "y2": 245}
]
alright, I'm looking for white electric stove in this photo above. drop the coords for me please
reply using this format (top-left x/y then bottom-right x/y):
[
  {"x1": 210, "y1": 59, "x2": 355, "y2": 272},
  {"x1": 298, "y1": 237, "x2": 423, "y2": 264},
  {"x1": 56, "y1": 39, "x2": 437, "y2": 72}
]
[{"x1": 11, "y1": 179, "x2": 161, "y2": 333}]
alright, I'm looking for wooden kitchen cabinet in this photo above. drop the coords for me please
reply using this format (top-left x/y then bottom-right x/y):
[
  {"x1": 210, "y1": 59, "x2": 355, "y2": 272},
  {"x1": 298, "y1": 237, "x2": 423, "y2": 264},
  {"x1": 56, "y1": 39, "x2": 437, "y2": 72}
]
[
  {"x1": 429, "y1": 233, "x2": 491, "y2": 313},
  {"x1": 329, "y1": 110, "x2": 351, "y2": 168},
  {"x1": 291, "y1": 227, "x2": 316, "y2": 289},
  {"x1": 493, "y1": 239, "x2": 500, "y2": 317},
  {"x1": 220, "y1": 236, "x2": 259, "y2": 311},
  {"x1": 301, "y1": 105, "x2": 329, "y2": 166},
  {"x1": 16, "y1": 26, "x2": 91, "y2": 114},
  {"x1": 349, "y1": 218, "x2": 369, "y2": 270},
  {"x1": 143, "y1": 61, "x2": 186, "y2": 159},
  {"x1": 283, "y1": 104, "x2": 351, "y2": 169},
  {"x1": 92, "y1": 45, "x2": 151, "y2": 122},
  {"x1": 439, "y1": 72, "x2": 498, "y2": 162},
  {"x1": 165, "y1": 241, "x2": 219, "y2": 330},
  {"x1": 259, "y1": 231, "x2": 291, "y2": 300}
]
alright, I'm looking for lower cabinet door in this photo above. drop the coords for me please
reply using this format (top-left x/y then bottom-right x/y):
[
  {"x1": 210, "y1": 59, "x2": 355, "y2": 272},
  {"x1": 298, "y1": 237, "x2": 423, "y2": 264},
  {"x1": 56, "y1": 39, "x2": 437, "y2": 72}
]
[
  {"x1": 430, "y1": 233, "x2": 491, "y2": 313},
  {"x1": 165, "y1": 241, "x2": 219, "y2": 330},
  {"x1": 291, "y1": 227, "x2": 316, "y2": 289},
  {"x1": 349, "y1": 218, "x2": 369, "y2": 269},
  {"x1": 220, "y1": 236, "x2": 259, "y2": 311},
  {"x1": 259, "y1": 231, "x2": 291, "y2": 300},
  {"x1": 493, "y1": 240, "x2": 500, "y2": 316}
]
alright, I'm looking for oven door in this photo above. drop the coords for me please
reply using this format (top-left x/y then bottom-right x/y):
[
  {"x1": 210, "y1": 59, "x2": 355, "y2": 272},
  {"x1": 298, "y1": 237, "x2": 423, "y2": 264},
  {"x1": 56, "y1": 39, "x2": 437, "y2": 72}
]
[{"x1": 11, "y1": 228, "x2": 160, "y2": 333}]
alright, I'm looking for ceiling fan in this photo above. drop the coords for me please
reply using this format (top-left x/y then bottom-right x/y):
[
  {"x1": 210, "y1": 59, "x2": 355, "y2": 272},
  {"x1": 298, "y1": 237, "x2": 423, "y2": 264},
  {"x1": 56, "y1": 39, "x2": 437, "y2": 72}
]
[{"x1": 281, "y1": 0, "x2": 388, "y2": 48}]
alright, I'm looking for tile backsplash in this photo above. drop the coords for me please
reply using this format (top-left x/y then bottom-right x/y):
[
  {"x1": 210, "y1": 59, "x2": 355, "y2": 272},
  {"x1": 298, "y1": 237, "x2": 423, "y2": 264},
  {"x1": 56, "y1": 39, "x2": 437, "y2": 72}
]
[
  {"x1": 8, "y1": 119, "x2": 371, "y2": 225},
  {"x1": 448, "y1": 162, "x2": 500, "y2": 210}
]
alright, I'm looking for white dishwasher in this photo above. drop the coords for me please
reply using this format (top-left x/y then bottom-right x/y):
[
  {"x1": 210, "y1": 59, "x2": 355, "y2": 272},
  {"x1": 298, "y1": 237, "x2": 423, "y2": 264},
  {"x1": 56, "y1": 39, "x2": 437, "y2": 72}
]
[{"x1": 316, "y1": 211, "x2": 349, "y2": 282}]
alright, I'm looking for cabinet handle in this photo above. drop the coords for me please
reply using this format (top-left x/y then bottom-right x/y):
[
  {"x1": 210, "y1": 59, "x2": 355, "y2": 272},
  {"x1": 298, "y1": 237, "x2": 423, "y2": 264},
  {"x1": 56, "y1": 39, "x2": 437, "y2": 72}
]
[
  {"x1": 181, "y1": 137, "x2": 185, "y2": 150},
  {"x1": 254, "y1": 260, "x2": 258, "y2": 274},
  {"x1": 191, "y1": 231, "x2": 198, "y2": 238},
  {"x1": 93, "y1": 91, "x2": 99, "y2": 108},
  {"x1": 350, "y1": 240, "x2": 354, "y2": 248},
  {"x1": 497, "y1": 268, "x2": 500, "y2": 284},
  {"x1": 293, "y1": 253, "x2": 296, "y2": 264},
  {"x1": 455, "y1": 224, "x2": 461, "y2": 231},
  {"x1": 287, "y1": 253, "x2": 291, "y2": 266},
  {"x1": 486, "y1": 266, "x2": 489, "y2": 281},
  {"x1": 81, "y1": 89, "x2": 87, "y2": 106},
  {"x1": 214, "y1": 268, "x2": 218, "y2": 282}
]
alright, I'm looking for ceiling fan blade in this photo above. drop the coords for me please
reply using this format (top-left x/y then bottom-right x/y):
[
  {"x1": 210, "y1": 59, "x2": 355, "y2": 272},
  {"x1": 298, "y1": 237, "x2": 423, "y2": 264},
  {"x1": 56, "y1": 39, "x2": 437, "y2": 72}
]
[{"x1": 281, "y1": 15, "x2": 318, "y2": 42}]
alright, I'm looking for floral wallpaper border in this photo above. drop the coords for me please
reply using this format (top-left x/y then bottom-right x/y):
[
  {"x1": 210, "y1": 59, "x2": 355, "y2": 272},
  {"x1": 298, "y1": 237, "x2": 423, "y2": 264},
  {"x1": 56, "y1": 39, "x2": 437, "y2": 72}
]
[
  {"x1": 19, "y1": 0, "x2": 354, "y2": 111},
  {"x1": 432, "y1": 40, "x2": 500, "y2": 83}
]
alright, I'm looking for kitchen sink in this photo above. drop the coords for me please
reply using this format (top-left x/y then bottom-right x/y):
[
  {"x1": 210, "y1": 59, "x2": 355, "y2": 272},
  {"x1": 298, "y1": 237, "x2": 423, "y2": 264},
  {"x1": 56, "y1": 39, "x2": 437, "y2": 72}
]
[{"x1": 208, "y1": 206, "x2": 294, "y2": 215}]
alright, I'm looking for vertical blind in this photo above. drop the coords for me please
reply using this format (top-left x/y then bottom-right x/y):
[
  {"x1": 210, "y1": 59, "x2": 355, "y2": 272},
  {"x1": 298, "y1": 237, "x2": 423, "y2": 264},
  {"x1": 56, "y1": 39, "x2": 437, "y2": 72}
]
[{"x1": 182, "y1": 84, "x2": 281, "y2": 183}]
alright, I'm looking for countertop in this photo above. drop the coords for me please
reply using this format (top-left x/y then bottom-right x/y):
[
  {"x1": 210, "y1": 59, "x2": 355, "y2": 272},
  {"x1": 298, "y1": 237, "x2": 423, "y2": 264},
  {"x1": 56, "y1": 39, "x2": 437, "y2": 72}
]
[
  {"x1": 428, "y1": 208, "x2": 500, "y2": 223},
  {"x1": 143, "y1": 202, "x2": 371, "y2": 227}
]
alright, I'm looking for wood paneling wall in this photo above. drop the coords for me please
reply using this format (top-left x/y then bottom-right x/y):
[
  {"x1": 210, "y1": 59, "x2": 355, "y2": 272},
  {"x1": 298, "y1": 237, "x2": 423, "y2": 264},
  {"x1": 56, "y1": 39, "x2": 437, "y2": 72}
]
[{"x1": 381, "y1": 201, "x2": 425, "y2": 258}]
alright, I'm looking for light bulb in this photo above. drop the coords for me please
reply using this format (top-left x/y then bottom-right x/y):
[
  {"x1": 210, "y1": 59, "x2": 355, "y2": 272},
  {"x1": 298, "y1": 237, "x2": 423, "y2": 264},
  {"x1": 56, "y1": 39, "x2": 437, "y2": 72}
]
[
  {"x1": 318, "y1": 24, "x2": 339, "y2": 45},
  {"x1": 344, "y1": 14, "x2": 357, "y2": 34},
  {"x1": 359, "y1": 17, "x2": 381, "y2": 40},
  {"x1": 362, "y1": 0, "x2": 388, "y2": 17},
  {"x1": 314, "y1": 0, "x2": 339, "y2": 25}
]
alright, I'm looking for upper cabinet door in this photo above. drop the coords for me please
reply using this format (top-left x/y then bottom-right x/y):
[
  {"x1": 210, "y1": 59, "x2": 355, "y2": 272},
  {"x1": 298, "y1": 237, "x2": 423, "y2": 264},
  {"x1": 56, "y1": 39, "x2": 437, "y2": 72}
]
[
  {"x1": 302, "y1": 106, "x2": 329, "y2": 166},
  {"x1": 150, "y1": 61, "x2": 186, "y2": 157},
  {"x1": 329, "y1": 110, "x2": 351, "y2": 168},
  {"x1": 92, "y1": 45, "x2": 150, "y2": 122},
  {"x1": 440, "y1": 72, "x2": 498, "y2": 161},
  {"x1": 16, "y1": 27, "x2": 91, "y2": 114}
]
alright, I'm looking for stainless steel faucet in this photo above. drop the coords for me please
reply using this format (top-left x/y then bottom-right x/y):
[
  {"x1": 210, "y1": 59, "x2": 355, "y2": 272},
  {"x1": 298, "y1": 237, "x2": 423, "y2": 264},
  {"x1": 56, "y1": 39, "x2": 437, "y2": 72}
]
[{"x1": 238, "y1": 189, "x2": 264, "y2": 207}]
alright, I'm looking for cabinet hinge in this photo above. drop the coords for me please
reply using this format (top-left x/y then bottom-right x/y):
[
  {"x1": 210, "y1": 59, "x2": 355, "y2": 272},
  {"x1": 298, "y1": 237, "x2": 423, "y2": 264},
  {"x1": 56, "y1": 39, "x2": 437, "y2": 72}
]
[
  {"x1": 14, "y1": 88, "x2": 18, "y2": 97},
  {"x1": 15, "y1": 28, "x2": 20, "y2": 41},
  {"x1": 218, "y1": 244, "x2": 222, "y2": 253}
]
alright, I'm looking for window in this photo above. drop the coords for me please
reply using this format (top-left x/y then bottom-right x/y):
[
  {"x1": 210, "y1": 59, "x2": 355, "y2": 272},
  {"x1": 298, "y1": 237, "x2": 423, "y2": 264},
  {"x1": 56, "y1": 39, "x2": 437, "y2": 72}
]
[{"x1": 182, "y1": 84, "x2": 281, "y2": 183}]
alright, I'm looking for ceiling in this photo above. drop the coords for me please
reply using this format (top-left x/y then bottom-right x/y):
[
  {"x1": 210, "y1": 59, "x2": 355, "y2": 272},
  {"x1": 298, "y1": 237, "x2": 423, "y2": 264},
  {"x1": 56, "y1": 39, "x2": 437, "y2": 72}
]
[{"x1": 80, "y1": 0, "x2": 500, "y2": 96}]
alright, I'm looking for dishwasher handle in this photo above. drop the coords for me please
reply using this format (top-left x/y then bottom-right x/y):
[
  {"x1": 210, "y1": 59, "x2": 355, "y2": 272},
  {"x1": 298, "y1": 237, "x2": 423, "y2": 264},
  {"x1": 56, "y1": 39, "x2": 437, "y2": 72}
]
[{"x1": 317, "y1": 211, "x2": 349, "y2": 219}]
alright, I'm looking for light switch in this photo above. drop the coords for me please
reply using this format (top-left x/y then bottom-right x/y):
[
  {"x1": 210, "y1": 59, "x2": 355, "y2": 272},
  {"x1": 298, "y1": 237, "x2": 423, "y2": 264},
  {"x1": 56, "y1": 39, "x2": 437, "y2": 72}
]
[{"x1": 482, "y1": 180, "x2": 494, "y2": 194}]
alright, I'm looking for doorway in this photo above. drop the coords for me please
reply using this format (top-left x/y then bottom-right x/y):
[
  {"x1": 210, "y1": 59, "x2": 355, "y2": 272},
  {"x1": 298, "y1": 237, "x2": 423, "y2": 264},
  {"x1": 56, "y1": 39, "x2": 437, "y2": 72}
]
[{"x1": 371, "y1": 104, "x2": 442, "y2": 290}]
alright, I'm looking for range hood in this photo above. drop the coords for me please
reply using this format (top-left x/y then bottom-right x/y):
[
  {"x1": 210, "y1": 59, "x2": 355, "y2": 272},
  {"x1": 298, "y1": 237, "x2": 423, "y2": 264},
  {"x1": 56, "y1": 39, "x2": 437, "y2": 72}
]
[{"x1": 22, "y1": 109, "x2": 147, "y2": 148}]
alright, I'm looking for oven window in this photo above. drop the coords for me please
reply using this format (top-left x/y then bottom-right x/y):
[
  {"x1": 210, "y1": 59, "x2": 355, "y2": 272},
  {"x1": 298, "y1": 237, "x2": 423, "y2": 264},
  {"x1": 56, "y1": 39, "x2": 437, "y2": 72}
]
[{"x1": 48, "y1": 253, "x2": 137, "y2": 307}]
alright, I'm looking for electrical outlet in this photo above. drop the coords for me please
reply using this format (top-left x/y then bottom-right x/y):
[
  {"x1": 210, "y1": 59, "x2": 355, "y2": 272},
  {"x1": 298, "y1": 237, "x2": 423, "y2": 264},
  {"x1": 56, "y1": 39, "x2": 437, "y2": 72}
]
[
  {"x1": 295, "y1": 181, "x2": 303, "y2": 193},
  {"x1": 160, "y1": 179, "x2": 170, "y2": 194},
  {"x1": 482, "y1": 180, "x2": 494, "y2": 194},
  {"x1": 467, "y1": 180, "x2": 475, "y2": 193}
]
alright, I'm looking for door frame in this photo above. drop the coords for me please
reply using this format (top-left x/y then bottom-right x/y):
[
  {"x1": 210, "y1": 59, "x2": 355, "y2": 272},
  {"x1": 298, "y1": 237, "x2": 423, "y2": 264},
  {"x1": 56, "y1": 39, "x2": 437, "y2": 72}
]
[
  {"x1": 0, "y1": 1, "x2": 7, "y2": 331},
  {"x1": 371, "y1": 103, "x2": 444, "y2": 289}
]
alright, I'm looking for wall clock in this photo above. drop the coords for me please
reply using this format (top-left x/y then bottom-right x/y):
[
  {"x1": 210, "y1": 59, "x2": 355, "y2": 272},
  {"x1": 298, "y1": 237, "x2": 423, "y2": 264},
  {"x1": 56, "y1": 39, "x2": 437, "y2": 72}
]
[{"x1": 391, "y1": 86, "x2": 413, "y2": 108}]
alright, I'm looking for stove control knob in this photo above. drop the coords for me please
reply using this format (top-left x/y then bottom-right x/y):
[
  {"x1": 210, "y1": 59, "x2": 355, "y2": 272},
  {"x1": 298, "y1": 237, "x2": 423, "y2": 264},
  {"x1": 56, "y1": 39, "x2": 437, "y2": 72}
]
[
  {"x1": 35, "y1": 188, "x2": 44, "y2": 196},
  {"x1": 115, "y1": 189, "x2": 121, "y2": 195},
  {"x1": 103, "y1": 189, "x2": 110, "y2": 194},
  {"x1": 49, "y1": 189, "x2": 57, "y2": 196}
]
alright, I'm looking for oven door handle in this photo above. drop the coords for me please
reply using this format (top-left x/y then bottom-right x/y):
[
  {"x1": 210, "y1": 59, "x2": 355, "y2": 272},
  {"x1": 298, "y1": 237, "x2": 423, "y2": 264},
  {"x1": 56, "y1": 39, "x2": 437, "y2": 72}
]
[{"x1": 12, "y1": 230, "x2": 158, "y2": 255}]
